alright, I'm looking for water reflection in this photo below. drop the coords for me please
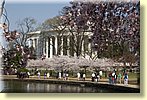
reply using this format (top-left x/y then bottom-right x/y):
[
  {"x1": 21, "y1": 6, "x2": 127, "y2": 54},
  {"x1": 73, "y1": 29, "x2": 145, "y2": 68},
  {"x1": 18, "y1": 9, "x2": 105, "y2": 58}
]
[
  {"x1": 1, "y1": 80, "x2": 116, "y2": 93},
  {"x1": 0, "y1": 80, "x2": 4, "y2": 92}
]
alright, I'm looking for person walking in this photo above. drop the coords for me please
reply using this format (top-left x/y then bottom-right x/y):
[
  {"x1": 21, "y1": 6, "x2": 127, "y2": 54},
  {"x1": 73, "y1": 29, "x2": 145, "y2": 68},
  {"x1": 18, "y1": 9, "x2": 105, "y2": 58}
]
[
  {"x1": 99, "y1": 70, "x2": 103, "y2": 79},
  {"x1": 66, "y1": 73, "x2": 69, "y2": 80},
  {"x1": 27, "y1": 71, "x2": 30, "y2": 78},
  {"x1": 44, "y1": 72, "x2": 47, "y2": 79},
  {"x1": 114, "y1": 73, "x2": 117, "y2": 84},
  {"x1": 83, "y1": 73, "x2": 86, "y2": 81},
  {"x1": 38, "y1": 71, "x2": 40, "y2": 79},
  {"x1": 95, "y1": 73, "x2": 99, "y2": 82},
  {"x1": 63, "y1": 73, "x2": 66, "y2": 80},
  {"x1": 108, "y1": 72, "x2": 112, "y2": 84},
  {"x1": 58, "y1": 72, "x2": 62, "y2": 79},
  {"x1": 77, "y1": 72, "x2": 80, "y2": 81},
  {"x1": 91, "y1": 73, "x2": 95, "y2": 82},
  {"x1": 112, "y1": 72, "x2": 115, "y2": 84},
  {"x1": 124, "y1": 73, "x2": 129, "y2": 85},
  {"x1": 118, "y1": 73, "x2": 122, "y2": 84},
  {"x1": 47, "y1": 72, "x2": 50, "y2": 79}
]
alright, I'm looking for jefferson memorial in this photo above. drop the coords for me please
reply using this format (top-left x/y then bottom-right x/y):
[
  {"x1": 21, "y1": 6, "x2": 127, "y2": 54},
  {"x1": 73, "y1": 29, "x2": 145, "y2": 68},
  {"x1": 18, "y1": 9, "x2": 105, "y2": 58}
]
[{"x1": 27, "y1": 30, "x2": 96, "y2": 59}]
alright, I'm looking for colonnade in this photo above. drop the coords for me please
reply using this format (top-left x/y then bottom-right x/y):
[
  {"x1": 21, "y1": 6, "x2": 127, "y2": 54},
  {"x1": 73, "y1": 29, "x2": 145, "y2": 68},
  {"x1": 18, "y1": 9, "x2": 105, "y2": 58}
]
[{"x1": 29, "y1": 34, "x2": 92, "y2": 58}]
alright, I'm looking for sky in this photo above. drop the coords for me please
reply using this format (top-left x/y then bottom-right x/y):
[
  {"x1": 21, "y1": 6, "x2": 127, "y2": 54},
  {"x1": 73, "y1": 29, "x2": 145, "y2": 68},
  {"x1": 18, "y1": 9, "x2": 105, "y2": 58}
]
[
  {"x1": 0, "y1": 0, "x2": 71, "y2": 47},
  {"x1": 0, "y1": 0, "x2": 138, "y2": 47},
  {"x1": 5, "y1": 0, "x2": 71, "y2": 30}
]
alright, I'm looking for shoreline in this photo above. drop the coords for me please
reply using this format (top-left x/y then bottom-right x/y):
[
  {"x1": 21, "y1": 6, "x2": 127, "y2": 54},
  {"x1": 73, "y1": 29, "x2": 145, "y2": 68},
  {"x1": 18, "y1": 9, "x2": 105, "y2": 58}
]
[{"x1": 0, "y1": 75, "x2": 140, "y2": 93}]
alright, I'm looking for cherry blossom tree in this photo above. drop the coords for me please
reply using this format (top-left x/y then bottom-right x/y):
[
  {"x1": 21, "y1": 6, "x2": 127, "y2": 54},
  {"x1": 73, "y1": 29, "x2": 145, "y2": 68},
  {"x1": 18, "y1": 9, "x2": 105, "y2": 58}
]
[
  {"x1": 1, "y1": 1, "x2": 37, "y2": 70},
  {"x1": 2, "y1": 17, "x2": 37, "y2": 69},
  {"x1": 27, "y1": 55, "x2": 116, "y2": 75},
  {"x1": 60, "y1": 0, "x2": 140, "y2": 66},
  {"x1": 60, "y1": 2, "x2": 92, "y2": 57}
]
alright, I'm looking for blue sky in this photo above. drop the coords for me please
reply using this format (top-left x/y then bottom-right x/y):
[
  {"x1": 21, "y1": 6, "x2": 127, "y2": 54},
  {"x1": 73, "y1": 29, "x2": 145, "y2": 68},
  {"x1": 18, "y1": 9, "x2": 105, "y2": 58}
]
[
  {"x1": 5, "y1": 2, "x2": 70, "y2": 30},
  {"x1": 0, "y1": 0, "x2": 71, "y2": 47}
]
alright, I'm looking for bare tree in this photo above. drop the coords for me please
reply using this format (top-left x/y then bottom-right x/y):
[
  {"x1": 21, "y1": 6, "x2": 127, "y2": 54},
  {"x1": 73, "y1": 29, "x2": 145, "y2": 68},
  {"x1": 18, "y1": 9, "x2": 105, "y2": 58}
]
[
  {"x1": 2, "y1": 17, "x2": 37, "y2": 69},
  {"x1": 16, "y1": 17, "x2": 37, "y2": 46}
]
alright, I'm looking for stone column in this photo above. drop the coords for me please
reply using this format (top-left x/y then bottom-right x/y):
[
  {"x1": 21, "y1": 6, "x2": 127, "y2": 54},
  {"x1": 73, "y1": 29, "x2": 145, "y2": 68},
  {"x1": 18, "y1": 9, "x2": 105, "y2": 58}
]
[
  {"x1": 32, "y1": 38, "x2": 36, "y2": 49},
  {"x1": 81, "y1": 40, "x2": 84, "y2": 57},
  {"x1": 48, "y1": 37, "x2": 50, "y2": 58},
  {"x1": 55, "y1": 36, "x2": 57, "y2": 55},
  {"x1": 46, "y1": 38, "x2": 49, "y2": 58},
  {"x1": 36, "y1": 38, "x2": 39, "y2": 58},
  {"x1": 61, "y1": 37, "x2": 63, "y2": 56},
  {"x1": 88, "y1": 36, "x2": 92, "y2": 58},
  {"x1": 66, "y1": 36, "x2": 69, "y2": 56},
  {"x1": 43, "y1": 38, "x2": 46, "y2": 56}
]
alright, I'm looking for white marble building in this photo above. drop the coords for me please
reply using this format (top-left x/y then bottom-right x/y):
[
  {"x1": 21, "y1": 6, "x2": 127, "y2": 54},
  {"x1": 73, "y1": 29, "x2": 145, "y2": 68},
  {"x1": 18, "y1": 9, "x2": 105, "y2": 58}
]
[{"x1": 27, "y1": 30, "x2": 95, "y2": 59}]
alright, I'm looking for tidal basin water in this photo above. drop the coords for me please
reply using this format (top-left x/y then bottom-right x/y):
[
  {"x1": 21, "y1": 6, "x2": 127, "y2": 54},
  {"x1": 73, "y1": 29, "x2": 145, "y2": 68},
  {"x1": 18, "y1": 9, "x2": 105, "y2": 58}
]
[
  {"x1": 0, "y1": 80, "x2": 4, "y2": 92},
  {"x1": 0, "y1": 80, "x2": 119, "y2": 93}
]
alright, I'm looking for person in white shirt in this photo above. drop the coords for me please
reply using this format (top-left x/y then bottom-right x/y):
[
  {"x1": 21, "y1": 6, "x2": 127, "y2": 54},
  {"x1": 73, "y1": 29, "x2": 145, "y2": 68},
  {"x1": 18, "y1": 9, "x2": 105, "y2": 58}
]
[
  {"x1": 58, "y1": 72, "x2": 62, "y2": 79},
  {"x1": 66, "y1": 73, "x2": 69, "y2": 80},
  {"x1": 99, "y1": 70, "x2": 103, "y2": 79},
  {"x1": 92, "y1": 73, "x2": 95, "y2": 82},
  {"x1": 27, "y1": 71, "x2": 30, "y2": 78},
  {"x1": 77, "y1": 72, "x2": 80, "y2": 80},
  {"x1": 83, "y1": 73, "x2": 86, "y2": 81},
  {"x1": 38, "y1": 72, "x2": 40, "y2": 79},
  {"x1": 47, "y1": 72, "x2": 50, "y2": 78}
]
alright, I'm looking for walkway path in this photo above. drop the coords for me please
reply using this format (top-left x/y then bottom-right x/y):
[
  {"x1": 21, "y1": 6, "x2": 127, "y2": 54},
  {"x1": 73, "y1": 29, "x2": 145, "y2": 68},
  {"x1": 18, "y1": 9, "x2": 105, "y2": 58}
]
[{"x1": 0, "y1": 75, "x2": 139, "y2": 89}]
